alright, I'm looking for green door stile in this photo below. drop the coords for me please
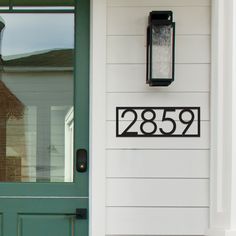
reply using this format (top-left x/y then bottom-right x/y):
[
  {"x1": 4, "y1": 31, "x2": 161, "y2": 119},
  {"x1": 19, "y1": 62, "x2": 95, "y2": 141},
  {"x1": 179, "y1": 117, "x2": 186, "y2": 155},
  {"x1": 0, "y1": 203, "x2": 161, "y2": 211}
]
[{"x1": 0, "y1": 0, "x2": 90, "y2": 235}]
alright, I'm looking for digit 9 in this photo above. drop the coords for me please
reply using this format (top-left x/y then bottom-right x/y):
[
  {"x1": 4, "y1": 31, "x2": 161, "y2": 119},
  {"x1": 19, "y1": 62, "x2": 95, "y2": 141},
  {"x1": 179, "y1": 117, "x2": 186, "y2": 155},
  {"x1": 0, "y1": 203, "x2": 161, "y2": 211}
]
[{"x1": 179, "y1": 109, "x2": 195, "y2": 135}]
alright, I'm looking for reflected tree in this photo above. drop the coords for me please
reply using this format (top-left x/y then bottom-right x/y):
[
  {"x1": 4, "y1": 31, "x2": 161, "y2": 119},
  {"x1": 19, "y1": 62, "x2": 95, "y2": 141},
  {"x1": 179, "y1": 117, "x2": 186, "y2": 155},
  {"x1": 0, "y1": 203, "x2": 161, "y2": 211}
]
[{"x1": 0, "y1": 80, "x2": 24, "y2": 181}]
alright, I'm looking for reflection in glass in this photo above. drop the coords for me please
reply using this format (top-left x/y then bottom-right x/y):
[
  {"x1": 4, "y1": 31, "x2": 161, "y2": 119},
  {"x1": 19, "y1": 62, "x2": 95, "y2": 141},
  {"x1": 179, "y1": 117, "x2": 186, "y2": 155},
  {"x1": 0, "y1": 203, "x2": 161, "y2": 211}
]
[{"x1": 0, "y1": 14, "x2": 74, "y2": 182}]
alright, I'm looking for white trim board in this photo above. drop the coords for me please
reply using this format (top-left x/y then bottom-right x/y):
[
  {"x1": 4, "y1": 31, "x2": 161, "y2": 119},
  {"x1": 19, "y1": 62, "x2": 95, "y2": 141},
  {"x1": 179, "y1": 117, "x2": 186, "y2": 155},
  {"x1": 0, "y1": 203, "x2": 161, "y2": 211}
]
[
  {"x1": 209, "y1": 0, "x2": 236, "y2": 235},
  {"x1": 89, "y1": 0, "x2": 107, "y2": 236}
]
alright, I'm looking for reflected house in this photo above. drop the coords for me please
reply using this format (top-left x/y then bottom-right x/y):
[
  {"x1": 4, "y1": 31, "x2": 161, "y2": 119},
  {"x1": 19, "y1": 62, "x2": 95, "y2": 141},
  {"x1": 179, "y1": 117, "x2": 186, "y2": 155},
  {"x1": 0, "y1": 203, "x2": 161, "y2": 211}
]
[{"x1": 0, "y1": 18, "x2": 74, "y2": 182}]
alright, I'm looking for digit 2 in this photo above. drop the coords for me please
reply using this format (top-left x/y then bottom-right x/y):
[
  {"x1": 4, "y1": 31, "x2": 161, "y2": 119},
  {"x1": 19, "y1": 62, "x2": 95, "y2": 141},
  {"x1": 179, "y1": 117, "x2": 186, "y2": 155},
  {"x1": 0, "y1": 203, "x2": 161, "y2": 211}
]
[{"x1": 120, "y1": 109, "x2": 138, "y2": 136}]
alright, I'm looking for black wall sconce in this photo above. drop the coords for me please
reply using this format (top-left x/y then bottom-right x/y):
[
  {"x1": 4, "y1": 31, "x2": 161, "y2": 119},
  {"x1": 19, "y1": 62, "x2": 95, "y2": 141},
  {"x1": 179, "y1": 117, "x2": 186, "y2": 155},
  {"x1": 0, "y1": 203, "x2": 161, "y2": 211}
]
[{"x1": 146, "y1": 11, "x2": 175, "y2": 86}]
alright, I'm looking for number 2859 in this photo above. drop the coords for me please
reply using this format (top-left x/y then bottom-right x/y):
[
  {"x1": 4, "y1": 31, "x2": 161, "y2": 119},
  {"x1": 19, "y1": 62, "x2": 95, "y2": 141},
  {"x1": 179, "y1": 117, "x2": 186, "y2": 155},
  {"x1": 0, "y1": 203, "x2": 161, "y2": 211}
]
[{"x1": 116, "y1": 107, "x2": 200, "y2": 137}]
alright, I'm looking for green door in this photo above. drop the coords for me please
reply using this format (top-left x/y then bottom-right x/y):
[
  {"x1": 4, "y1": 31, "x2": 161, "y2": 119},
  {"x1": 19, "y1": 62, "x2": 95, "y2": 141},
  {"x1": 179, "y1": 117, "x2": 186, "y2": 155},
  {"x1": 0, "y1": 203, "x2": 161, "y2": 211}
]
[{"x1": 0, "y1": 0, "x2": 89, "y2": 235}]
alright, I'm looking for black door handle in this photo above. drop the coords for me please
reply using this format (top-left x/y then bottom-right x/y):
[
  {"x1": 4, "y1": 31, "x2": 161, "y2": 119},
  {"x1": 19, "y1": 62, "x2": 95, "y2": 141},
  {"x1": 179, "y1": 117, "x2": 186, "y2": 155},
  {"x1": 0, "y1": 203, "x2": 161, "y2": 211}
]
[
  {"x1": 66, "y1": 209, "x2": 87, "y2": 219},
  {"x1": 76, "y1": 208, "x2": 87, "y2": 219},
  {"x1": 76, "y1": 149, "x2": 87, "y2": 172}
]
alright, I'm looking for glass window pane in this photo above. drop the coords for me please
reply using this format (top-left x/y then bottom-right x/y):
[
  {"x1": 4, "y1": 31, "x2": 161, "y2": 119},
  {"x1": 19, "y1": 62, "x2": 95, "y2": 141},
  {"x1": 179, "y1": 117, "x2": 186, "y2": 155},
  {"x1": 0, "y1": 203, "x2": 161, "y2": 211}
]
[{"x1": 0, "y1": 13, "x2": 74, "y2": 182}]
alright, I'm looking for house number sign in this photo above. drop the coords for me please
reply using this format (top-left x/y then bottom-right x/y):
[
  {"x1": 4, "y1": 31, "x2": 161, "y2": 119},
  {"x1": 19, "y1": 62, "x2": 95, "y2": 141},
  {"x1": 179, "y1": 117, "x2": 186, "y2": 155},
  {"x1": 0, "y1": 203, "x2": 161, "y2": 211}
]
[{"x1": 116, "y1": 107, "x2": 200, "y2": 137}]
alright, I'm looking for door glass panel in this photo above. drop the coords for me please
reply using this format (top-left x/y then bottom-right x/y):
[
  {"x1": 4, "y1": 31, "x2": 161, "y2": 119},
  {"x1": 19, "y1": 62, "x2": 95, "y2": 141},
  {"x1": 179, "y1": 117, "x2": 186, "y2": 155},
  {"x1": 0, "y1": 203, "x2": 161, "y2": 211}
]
[{"x1": 0, "y1": 13, "x2": 74, "y2": 182}]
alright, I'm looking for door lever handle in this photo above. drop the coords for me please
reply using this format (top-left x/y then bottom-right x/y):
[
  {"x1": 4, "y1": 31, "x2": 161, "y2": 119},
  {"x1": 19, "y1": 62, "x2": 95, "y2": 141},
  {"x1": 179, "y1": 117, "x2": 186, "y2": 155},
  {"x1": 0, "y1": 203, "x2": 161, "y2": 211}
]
[
  {"x1": 76, "y1": 149, "x2": 87, "y2": 172},
  {"x1": 66, "y1": 209, "x2": 87, "y2": 219},
  {"x1": 76, "y1": 208, "x2": 87, "y2": 219}
]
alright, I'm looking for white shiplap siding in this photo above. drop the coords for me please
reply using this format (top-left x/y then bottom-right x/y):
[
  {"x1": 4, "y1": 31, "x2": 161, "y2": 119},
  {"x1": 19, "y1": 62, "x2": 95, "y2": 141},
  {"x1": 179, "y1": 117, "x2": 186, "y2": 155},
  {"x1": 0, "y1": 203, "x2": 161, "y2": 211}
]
[
  {"x1": 106, "y1": 0, "x2": 210, "y2": 235},
  {"x1": 107, "y1": 150, "x2": 209, "y2": 178}
]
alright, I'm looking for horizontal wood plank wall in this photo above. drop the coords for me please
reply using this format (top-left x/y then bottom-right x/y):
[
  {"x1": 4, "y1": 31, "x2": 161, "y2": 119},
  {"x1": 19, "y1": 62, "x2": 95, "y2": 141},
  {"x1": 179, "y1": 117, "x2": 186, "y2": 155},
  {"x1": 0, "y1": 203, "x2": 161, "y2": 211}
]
[{"x1": 106, "y1": 0, "x2": 210, "y2": 235}]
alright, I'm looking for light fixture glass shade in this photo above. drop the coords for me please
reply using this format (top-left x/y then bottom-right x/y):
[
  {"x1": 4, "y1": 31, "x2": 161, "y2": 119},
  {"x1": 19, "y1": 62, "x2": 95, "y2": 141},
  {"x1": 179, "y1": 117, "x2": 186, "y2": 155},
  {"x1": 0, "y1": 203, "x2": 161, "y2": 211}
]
[{"x1": 152, "y1": 24, "x2": 173, "y2": 79}]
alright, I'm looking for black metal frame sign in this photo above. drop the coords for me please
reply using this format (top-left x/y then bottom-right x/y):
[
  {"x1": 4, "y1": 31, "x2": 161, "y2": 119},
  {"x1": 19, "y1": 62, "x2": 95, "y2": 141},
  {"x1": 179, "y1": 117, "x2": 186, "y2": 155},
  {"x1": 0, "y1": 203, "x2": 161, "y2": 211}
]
[{"x1": 116, "y1": 107, "x2": 200, "y2": 137}]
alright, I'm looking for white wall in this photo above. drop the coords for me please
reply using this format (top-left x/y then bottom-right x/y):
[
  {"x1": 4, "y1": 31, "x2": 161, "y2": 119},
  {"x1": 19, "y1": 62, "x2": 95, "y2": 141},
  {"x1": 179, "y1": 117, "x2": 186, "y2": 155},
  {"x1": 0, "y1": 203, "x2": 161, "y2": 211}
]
[{"x1": 105, "y1": 0, "x2": 211, "y2": 235}]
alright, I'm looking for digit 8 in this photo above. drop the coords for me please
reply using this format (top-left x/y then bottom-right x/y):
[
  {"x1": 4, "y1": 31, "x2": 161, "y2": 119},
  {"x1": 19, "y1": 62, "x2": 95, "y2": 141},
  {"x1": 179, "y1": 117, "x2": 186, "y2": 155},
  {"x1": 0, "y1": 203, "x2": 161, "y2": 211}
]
[{"x1": 140, "y1": 109, "x2": 157, "y2": 135}]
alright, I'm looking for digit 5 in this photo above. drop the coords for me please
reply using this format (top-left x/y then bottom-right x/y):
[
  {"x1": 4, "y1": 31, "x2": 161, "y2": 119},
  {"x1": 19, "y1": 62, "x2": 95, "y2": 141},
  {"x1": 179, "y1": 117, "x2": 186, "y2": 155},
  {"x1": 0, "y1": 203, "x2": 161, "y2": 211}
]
[{"x1": 159, "y1": 108, "x2": 177, "y2": 135}]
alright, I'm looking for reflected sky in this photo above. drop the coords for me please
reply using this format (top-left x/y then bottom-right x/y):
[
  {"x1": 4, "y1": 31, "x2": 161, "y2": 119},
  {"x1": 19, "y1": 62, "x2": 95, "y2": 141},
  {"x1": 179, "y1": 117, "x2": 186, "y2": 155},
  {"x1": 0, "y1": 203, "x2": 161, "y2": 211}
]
[{"x1": 0, "y1": 14, "x2": 74, "y2": 57}]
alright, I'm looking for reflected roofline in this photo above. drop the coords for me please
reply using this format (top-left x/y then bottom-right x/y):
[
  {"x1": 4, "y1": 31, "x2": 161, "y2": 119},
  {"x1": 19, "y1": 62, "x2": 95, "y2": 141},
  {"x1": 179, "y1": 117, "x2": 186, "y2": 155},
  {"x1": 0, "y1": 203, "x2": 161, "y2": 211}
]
[{"x1": 0, "y1": 48, "x2": 74, "y2": 71}]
